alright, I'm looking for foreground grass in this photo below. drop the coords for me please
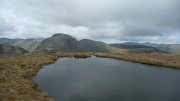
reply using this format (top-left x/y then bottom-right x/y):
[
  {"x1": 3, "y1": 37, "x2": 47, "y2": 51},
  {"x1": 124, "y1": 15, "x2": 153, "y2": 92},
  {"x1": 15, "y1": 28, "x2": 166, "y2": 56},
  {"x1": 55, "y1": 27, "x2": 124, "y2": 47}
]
[
  {"x1": 0, "y1": 52, "x2": 91, "y2": 101},
  {"x1": 0, "y1": 52, "x2": 180, "y2": 101}
]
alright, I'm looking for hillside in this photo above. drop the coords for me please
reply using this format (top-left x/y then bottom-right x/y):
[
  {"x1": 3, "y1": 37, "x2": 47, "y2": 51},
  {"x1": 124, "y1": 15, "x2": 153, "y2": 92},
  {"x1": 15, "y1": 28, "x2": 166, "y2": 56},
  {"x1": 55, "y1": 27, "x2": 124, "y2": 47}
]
[
  {"x1": 0, "y1": 44, "x2": 28, "y2": 58},
  {"x1": 111, "y1": 42, "x2": 151, "y2": 49},
  {"x1": 78, "y1": 39, "x2": 108, "y2": 52},
  {"x1": 78, "y1": 39, "x2": 125, "y2": 53},
  {"x1": 13, "y1": 39, "x2": 43, "y2": 52},
  {"x1": 110, "y1": 42, "x2": 160, "y2": 53}
]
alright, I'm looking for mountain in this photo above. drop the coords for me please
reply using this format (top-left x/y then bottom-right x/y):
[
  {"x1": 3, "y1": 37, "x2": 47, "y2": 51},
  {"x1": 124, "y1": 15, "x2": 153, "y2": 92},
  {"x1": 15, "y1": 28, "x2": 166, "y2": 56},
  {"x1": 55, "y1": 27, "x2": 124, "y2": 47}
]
[
  {"x1": 111, "y1": 42, "x2": 180, "y2": 54},
  {"x1": 13, "y1": 39, "x2": 43, "y2": 52},
  {"x1": 35, "y1": 33, "x2": 78, "y2": 51},
  {"x1": 111, "y1": 42, "x2": 151, "y2": 49},
  {"x1": 35, "y1": 33, "x2": 125, "y2": 53},
  {"x1": 1, "y1": 34, "x2": 179, "y2": 54},
  {"x1": 78, "y1": 39, "x2": 125, "y2": 52},
  {"x1": 0, "y1": 44, "x2": 28, "y2": 58},
  {"x1": 0, "y1": 38, "x2": 22, "y2": 45},
  {"x1": 78, "y1": 39, "x2": 108, "y2": 52},
  {"x1": 110, "y1": 42, "x2": 160, "y2": 53}
]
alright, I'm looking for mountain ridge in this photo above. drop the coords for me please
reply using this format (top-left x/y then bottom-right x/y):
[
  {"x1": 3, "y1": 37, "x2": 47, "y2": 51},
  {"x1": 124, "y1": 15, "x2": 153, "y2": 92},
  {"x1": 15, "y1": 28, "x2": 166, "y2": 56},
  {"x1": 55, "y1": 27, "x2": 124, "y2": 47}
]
[
  {"x1": 0, "y1": 33, "x2": 179, "y2": 54},
  {"x1": 35, "y1": 33, "x2": 125, "y2": 53},
  {"x1": 0, "y1": 38, "x2": 23, "y2": 45}
]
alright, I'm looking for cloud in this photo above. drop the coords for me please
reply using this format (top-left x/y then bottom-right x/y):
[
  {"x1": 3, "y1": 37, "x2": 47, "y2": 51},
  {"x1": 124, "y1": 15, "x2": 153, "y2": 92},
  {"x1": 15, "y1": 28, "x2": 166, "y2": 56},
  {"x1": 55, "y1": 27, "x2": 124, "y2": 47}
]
[
  {"x1": 0, "y1": 16, "x2": 15, "y2": 35},
  {"x1": 0, "y1": 0, "x2": 179, "y2": 43}
]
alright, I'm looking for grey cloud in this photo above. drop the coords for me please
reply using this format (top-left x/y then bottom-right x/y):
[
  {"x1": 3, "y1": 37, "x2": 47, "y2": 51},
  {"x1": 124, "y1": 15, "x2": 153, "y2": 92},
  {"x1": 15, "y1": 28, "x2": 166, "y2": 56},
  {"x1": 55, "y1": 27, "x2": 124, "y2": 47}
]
[
  {"x1": 0, "y1": 0, "x2": 180, "y2": 43},
  {"x1": 0, "y1": 16, "x2": 15, "y2": 35}
]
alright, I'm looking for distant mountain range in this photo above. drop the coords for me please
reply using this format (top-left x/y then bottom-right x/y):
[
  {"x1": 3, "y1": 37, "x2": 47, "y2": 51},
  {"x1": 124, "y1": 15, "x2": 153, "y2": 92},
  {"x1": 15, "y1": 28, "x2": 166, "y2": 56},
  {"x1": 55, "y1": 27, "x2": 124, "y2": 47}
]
[
  {"x1": 110, "y1": 42, "x2": 160, "y2": 53},
  {"x1": 111, "y1": 42, "x2": 180, "y2": 54},
  {"x1": 0, "y1": 33, "x2": 180, "y2": 57},
  {"x1": 0, "y1": 38, "x2": 22, "y2": 45}
]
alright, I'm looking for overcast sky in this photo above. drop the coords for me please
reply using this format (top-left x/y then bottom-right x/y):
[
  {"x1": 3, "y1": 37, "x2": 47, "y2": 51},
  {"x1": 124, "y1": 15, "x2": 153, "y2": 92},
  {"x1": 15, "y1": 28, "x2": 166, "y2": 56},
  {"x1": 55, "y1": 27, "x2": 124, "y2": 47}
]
[{"x1": 0, "y1": 0, "x2": 179, "y2": 43}]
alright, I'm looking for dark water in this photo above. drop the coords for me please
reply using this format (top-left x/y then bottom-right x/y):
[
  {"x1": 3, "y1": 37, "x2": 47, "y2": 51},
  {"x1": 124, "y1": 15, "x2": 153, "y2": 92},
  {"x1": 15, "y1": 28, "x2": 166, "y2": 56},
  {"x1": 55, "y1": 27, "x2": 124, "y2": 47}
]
[{"x1": 34, "y1": 56, "x2": 180, "y2": 101}]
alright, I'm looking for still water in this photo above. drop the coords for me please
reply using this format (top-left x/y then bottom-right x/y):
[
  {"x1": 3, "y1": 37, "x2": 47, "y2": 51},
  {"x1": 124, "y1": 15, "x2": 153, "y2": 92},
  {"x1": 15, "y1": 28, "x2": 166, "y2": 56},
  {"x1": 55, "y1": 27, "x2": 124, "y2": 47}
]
[{"x1": 34, "y1": 56, "x2": 180, "y2": 101}]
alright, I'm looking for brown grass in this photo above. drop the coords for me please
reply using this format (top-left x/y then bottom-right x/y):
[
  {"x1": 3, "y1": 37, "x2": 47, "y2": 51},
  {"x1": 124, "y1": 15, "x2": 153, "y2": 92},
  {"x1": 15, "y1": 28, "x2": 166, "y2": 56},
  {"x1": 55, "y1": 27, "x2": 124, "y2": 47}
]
[
  {"x1": 73, "y1": 52, "x2": 92, "y2": 58},
  {"x1": 0, "y1": 52, "x2": 180, "y2": 101},
  {"x1": 95, "y1": 53, "x2": 180, "y2": 69},
  {"x1": 0, "y1": 52, "x2": 69, "y2": 101}
]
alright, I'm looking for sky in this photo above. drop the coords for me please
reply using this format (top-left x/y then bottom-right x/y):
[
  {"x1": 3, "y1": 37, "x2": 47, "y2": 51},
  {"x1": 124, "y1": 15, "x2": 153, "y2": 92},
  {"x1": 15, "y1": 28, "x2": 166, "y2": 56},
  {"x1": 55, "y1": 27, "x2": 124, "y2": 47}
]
[{"x1": 0, "y1": 0, "x2": 180, "y2": 43}]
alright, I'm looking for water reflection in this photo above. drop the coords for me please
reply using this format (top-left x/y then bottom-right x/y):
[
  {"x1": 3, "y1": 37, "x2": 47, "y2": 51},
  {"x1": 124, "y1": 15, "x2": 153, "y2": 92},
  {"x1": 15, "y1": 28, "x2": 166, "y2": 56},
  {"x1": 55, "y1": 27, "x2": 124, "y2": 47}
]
[{"x1": 34, "y1": 57, "x2": 180, "y2": 101}]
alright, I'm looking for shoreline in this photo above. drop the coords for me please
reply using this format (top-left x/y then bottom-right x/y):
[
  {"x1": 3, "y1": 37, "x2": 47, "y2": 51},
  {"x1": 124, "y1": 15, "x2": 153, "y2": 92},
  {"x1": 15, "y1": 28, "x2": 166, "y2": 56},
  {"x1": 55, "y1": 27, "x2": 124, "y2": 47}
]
[
  {"x1": 0, "y1": 52, "x2": 180, "y2": 100},
  {"x1": 95, "y1": 53, "x2": 180, "y2": 69},
  {"x1": 0, "y1": 52, "x2": 92, "y2": 101}
]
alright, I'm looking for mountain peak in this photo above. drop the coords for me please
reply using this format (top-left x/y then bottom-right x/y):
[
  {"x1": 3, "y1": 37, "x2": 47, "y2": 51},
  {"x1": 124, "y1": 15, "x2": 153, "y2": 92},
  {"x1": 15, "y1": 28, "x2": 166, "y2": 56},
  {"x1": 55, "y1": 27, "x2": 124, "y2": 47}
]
[{"x1": 52, "y1": 33, "x2": 71, "y2": 38}]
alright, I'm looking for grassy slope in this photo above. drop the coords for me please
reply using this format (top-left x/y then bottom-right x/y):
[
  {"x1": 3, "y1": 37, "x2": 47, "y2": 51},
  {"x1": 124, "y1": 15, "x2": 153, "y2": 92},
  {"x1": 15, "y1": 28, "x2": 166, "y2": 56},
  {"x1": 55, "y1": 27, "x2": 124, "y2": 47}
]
[
  {"x1": 0, "y1": 44, "x2": 28, "y2": 58},
  {"x1": 0, "y1": 52, "x2": 180, "y2": 100},
  {"x1": 104, "y1": 44, "x2": 127, "y2": 53},
  {"x1": 110, "y1": 43, "x2": 161, "y2": 53}
]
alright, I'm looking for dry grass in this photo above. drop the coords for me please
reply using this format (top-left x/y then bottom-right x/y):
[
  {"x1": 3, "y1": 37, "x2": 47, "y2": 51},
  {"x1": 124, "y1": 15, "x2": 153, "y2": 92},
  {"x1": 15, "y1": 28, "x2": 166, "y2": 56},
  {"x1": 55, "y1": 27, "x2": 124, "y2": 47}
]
[
  {"x1": 0, "y1": 52, "x2": 180, "y2": 101},
  {"x1": 95, "y1": 53, "x2": 180, "y2": 69},
  {"x1": 73, "y1": 52, "x2": 92, "y2": 58},
  {"x1": 0, "y1": 52, "x2": 92, "y2": 101}
]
